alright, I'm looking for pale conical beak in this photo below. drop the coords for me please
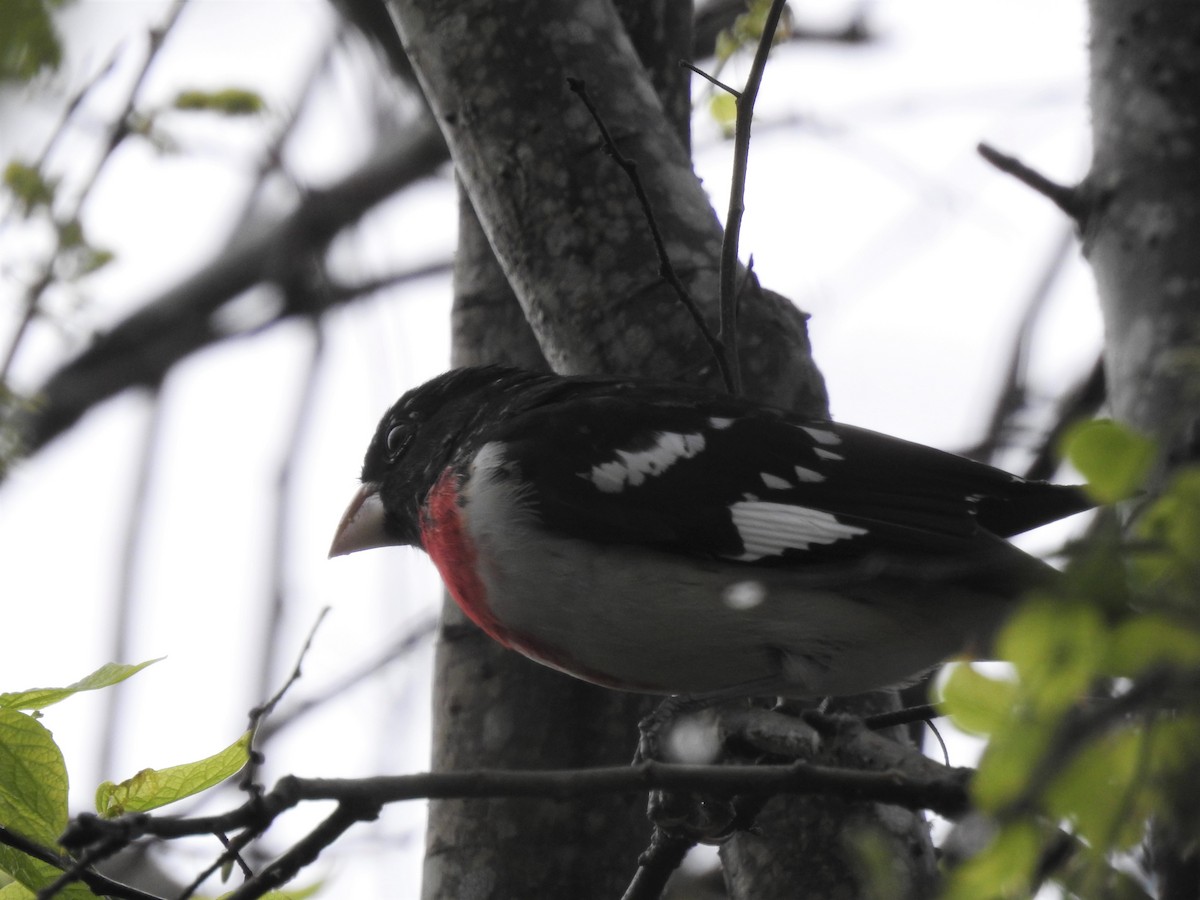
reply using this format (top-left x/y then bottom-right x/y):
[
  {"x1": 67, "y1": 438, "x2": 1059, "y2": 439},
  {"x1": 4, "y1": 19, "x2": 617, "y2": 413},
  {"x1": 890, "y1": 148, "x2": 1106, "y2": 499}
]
[{"x1": 328, "y1": 482, "x2": 396, "y2": 558}]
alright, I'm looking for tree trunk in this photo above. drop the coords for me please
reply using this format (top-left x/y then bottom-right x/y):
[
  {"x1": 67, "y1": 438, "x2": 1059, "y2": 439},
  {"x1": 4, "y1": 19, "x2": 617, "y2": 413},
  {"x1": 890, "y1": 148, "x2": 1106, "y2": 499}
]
[
  {"x1": 1085, "y1": 2, "x2": 1200, "y2": 894},
  {"x1": 390, "y1": 0, "x2": 935, "y2": 896},
  {"x1": 1086, "y1": 0, "x2": 1200, "y2": 483}
]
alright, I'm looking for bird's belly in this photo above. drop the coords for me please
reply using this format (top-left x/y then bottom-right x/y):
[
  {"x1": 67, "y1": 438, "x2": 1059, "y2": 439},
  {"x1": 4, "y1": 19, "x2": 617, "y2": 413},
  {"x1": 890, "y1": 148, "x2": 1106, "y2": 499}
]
[{"x1": 466, "y1": 519, "x2": 1001, "y2": 697}]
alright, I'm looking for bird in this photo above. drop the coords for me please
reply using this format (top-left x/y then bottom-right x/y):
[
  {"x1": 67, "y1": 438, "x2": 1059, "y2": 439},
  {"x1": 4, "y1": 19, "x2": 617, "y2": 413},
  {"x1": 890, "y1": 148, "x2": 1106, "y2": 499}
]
[{"x1": 329, "y1": 365, "x2": 1091, "y2": 699}]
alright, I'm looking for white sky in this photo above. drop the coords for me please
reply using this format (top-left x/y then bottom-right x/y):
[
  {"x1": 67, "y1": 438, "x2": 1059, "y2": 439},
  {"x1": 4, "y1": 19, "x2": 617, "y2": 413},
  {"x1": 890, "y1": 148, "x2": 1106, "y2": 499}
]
[{"x1": 0, "y1": 1, "x2": 1096, "y2": 896}]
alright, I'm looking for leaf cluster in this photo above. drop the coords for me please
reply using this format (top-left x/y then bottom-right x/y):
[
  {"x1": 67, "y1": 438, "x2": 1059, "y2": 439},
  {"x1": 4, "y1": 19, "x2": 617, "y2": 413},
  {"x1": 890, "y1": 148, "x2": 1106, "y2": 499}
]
[
  {"x1": 0, "y1": 661, "x2": 251, "y2": 899},
  {"x1": 940, "y1": 421, "x2": 1200, "y2": 899}
]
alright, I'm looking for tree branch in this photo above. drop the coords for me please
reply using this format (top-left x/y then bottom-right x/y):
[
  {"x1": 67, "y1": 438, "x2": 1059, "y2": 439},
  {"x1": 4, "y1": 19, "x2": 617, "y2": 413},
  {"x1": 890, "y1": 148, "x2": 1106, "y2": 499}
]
[
  {"x1": 718, "y1": 0, "x2": 791, "y2": 395},
  {"x1": 567, "y1": 77, "x2": 734, "y2": 392},
  {"x1": 977, "y1": 142, "x2": 1085, "y2": 222},
  {"x1": 620, "y1": 827, "x2": 695, "y2": 900},
  {"x1": 0, "y1": 825, "x2": 162, "y2": 900},
  {"x1": 12, "y1": 114, "x2": 446, "y2": 463}
]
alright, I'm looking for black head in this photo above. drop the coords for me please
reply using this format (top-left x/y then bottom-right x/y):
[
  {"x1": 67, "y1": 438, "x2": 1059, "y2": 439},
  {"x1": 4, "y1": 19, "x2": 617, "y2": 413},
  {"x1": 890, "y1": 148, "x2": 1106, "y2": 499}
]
[{"x1": 330, "y1": 366, "x2": 550, "y2": 555}]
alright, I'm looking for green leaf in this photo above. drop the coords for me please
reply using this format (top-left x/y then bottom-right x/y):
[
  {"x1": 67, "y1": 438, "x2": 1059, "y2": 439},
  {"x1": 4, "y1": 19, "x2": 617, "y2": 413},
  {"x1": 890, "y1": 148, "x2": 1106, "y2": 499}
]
[
  {"x1": 1061, "y1": 419, "x2": 1154, "y2": 503},
  {"x1": 997, "y1": 599, "x2": 1107, "y2": 714},
  {"x1": 938, "y1": 663, "x2": 1017, "y2": 736},
  {"x1": 172, "y1": 88, "x2": 265, "y2": 116},
  {"x1": 709, "y1": 92, "x2": 737, "y2": 129},
  {"x1": 0, "y1": 0, "x2": 65, "y2": 83},
  {"x1": 1106, "y1": 615, "x2": 1200, "y2": 675},
  {"x1": 96, "y1": 731, "x2": 251, "y2": 817},
  {"x1": 0, "y1": 709, "x2": 67, "y2": 844},
  {"x1": 943, "y1": 821, "x2": 1043, "y2": 900},
  {"x1": 2, "y1": 161, "x2": 55, "y2": 212},
  {"x1": 216, "y1": 884, "x2": 323, "y2": 900},
  {"x1": 0, "y1": 710, "x2": 91, "y2": 899},
  {"x1": 0, "y1": 659, "x2": 162, "y2": 711},
  {"x1": 0, "y1": 882, "x2": 36, "y2": 899},
  {"x1": 714, "y1": 29, "x2": 738, "y2": 63},
  {"x1": 1046, "y1": 726, "x2": 1150, "y2": 851},
  {"x1": 972, "y1": 723, "x2": 1054, "y2": 811}
]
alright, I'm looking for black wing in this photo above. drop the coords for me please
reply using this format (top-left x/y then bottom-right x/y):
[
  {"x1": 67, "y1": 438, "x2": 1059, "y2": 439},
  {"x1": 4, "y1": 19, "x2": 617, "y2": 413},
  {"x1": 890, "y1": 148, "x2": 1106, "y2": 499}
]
[{"x1": 489, "y1": 383, "x2": 1090, "y2": 565}]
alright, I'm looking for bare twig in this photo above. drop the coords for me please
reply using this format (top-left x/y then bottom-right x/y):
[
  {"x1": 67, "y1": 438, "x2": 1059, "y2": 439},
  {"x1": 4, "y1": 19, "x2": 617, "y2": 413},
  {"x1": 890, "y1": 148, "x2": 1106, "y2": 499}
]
[
  {"x1": 244, "y1": 606, "x2": 333, "y2": 792},
  {"x1": 0, "y1": 0, "x2": 189, "y2": 384},
  {"x1": 177, "y1": 828, "x2": 260, "y2": 900},
  {"x1": 566, "y1": 76, "x2": 734, "y2": 393},
  {"x1": 863, "y1": 703, "x2": 941, "y2": 730},
  {"x1": 977, "y1": 142, "x2": 1084, "y2": 221},
  {"x1": 679, "y1": 60, "x2": 740, "y2": 97},
  {"x1": 255, "y1": 320, "x2": 328, "y2": 724},
  {"x1": 63, "y1": 758, "x2": 974, "y2": 852},
  {"x1": 224, "y1": 802, "x2": 376, "y2": 900},
  {"x1": 98, "y1": 387, "x2": 165, "y2": 783},
  {"x1": 224, "y1": 22, "x2": 346, "y2": 243},
  {"x1": 963, "y1": 225, "x2": 1076, "y2": 464},
  {"x1": 256, "y1": 612, "x2": 438, "y2": 743},
  {"x1": 0, "y1": 826, "x2": 163, "y2": 900},
  {"x1": 718, "y1": 0, "x2": 791, "y2": 396},
  {"x1": 13, "y1": 113, "x2": 446, "y2": 463},
  {"x1": 1022, "y1": 356, "x2": 1105, "y2": 482},
  {"x1": 621, "y1": 827, "x2": 695, "y2": 900}
]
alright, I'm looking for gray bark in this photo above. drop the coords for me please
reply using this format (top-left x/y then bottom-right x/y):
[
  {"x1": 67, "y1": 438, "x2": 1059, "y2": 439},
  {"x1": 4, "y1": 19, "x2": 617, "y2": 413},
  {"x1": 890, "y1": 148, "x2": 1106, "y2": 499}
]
[
  {"x1": 1085, "y1": 2, "x2": 1200, "y2": 895},
  {"x1": 386, "y1": 0, "x2": 825, "y2": 411},
  {"x1": 1085, "y1": 0, "x2": 1200, "y2": 483}
]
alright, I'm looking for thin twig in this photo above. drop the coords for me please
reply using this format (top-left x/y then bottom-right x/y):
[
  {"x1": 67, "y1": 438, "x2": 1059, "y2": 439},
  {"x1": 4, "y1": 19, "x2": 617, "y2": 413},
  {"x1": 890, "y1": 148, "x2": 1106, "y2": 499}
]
[
  {"x1": 862, "y1": 703, "x2": 941, "y2": 730},
  {"x1": 64, "y1": 757, "x2": 974, "y2": 849},
  {"x1": 224, "y1": 22, "x2": 346, "y2": 242},
  {"x1": 977, "y1": 142, "x2": 1083, "y2": 221},
  {"x1": 679, "y1": 60, "x2": 740, "y2": 97},
  {"x1": 243, "y1": 605, "x2": 333, "y2": 793},
  {"x1": 718, "y1": 0, "x2": 790, "y2": 396},
  {"x1": 0, "y1": 826, "x2": 163, "y2": 900},
  {"x1": 963, "y1": 225, "x2": 1076, "y2": 463},
  {"x1": 1022, "y1": 356, "x2": 1106, "y2": 482},
  {"x1": 256, "y1": 612, "x2": 438, "y2": 743},
  {"x1": 222, "y1": 802, "x2": 375, "y2": 900},
  {"x1": 177, "y1": 827, "x2": 260, "y2": 900},
  {"x1": 15, "y1": 114, "x2": 446, "y2": 463},
  {"x1": 566, "y1": 76, "x2": 734, "y2": 392},
  {"x1": 621, "y1": 827, "x2": 695, "y2": 900},
  {"x1": 0, "y1": 0, "x2": 189, "y2": 384},
  {"x1": 254, "y1": 320, "x2": 327, "y2": 722},
  {"x1": 98, "y1": 386, "x2": 165, "y2": 783}
]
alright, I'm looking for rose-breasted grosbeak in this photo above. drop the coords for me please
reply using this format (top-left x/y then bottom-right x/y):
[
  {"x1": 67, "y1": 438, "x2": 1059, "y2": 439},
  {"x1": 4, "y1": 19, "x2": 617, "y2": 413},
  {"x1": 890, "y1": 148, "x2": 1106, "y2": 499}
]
[{"x1": 330, "y1": 365, "x2": 1090, "y2": 698}]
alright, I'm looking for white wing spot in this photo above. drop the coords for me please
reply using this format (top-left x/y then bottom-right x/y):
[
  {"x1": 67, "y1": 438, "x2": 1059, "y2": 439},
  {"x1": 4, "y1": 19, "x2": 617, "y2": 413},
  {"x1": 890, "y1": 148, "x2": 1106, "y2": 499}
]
[
  {"x1": 800, "y1": 426, "x2": 841, "y2": 445},
  {"x1": 723, "y1": 580, "x2": 767, "y2": 610},
  {"x1": 586, "y1": 431, "x2": 706, "y2": 493},
  {"x1": 793, "y1": 465, "x2": 825, "y2": 482},
  {"x1": 813, "y1": 448, "x2": 843, "y2": 461},
  {"x1": 729, "y1": 501, "x2": 867, "y2": 560},
  {"x1": 708, "y1": 416, "x2": 735, "y2": 430},
  {"x1": 761, "y1": 472, "x2": 791, "y2": 490}
]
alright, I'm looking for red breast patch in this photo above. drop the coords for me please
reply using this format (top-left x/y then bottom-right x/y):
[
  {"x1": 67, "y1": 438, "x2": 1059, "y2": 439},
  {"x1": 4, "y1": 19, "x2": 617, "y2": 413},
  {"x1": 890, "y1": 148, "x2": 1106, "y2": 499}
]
[
  {"x1": 421, "y1": 468, "x2": 515, "y2": 647},
  {"x1": 420, "y1": 466, "x2": 643, "y2": 689}
]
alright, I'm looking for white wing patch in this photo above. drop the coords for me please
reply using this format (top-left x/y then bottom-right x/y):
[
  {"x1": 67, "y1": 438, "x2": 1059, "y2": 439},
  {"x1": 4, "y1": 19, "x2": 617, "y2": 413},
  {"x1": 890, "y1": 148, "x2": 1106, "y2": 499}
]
[
  {"x1": 813, "y1": 448, "x2": 843, "y2": 461},
  {"x1": 800, "y1": 426, "x2": 841, "y2": 445},
  {"x1": 708, "y1": 416, "x2": 735, "y2": 430},
  {"x1": 760, "y1": 471, "x2": 791, "y2": 490},
  {"x1": 586, "y1": 431, "x2": 706, "y2": 493},
  {"x1": 793, "y1": 465, "x2": 824, "y2": 482},
  {"x1": 729, "y1": 501, "x2": 868, "y2": 560}
]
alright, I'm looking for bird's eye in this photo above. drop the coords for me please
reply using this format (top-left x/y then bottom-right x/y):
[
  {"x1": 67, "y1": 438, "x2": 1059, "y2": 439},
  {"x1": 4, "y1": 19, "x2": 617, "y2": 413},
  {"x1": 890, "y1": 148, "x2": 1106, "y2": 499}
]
[{"x1": 386, "y1": 425, "x2": 410, "y2": 457}]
